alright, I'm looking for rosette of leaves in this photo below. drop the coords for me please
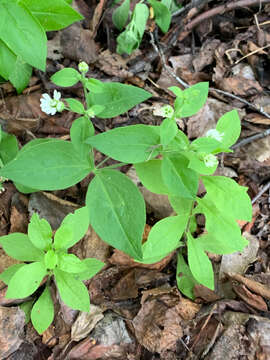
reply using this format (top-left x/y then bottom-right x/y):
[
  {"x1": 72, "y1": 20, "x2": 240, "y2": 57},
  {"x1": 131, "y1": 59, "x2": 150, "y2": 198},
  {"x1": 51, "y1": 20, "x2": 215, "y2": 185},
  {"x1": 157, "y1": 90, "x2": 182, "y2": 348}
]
[
  {"x1": 0, "y1": 207, "x2": 104, "y2": 334},
  {"x1": 0, "y1": 0, "x2": 83, "y2": 92}
]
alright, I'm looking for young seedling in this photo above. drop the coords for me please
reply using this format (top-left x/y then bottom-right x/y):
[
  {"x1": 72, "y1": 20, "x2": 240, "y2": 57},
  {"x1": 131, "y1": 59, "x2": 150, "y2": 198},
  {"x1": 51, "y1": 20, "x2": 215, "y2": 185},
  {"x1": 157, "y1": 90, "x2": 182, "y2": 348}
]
[
  {"x1": 0, "y1": 207, "x2": 104, "y2": 334},
  {"x1": 0, "y1": 62, "x2": 252, "y2": 299}
]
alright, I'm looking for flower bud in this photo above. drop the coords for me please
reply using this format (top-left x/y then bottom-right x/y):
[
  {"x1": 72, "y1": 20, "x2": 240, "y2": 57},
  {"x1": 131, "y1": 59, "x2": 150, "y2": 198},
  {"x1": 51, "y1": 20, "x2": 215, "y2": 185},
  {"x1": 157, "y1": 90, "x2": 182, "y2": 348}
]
[{"x1": 78, "y1": 61, "x2": 89, "y2": 73}]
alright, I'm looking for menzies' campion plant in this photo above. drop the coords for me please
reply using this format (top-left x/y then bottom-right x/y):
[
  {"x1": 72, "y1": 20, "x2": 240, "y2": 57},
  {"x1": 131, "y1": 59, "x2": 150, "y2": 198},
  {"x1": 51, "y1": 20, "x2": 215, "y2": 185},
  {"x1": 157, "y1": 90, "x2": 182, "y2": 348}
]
[
  {"x1": 0, "y1": 207, "x2": 104, "y2": 334},
  {"x1": 0, "y1": 62, "x2": 252, "y2": 305}
]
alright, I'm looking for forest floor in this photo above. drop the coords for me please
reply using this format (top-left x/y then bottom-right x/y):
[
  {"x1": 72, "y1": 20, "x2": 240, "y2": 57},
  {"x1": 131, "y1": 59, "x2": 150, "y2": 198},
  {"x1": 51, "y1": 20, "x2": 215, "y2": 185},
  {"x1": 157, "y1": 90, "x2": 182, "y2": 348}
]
[{"x1": 0, "y1": 0, "x2": 270, "y2": 359}]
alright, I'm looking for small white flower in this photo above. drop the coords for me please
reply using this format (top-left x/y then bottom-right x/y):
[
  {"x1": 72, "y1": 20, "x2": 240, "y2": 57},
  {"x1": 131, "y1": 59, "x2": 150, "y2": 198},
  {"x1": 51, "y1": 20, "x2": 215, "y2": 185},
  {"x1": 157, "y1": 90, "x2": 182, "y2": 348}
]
[
  {"x1": 78, "y1": 61, "x2": 89, "y2": 73},
  {"x1": 153, "y1": 105, "x2": 174, "y2": 118},
  {"x1": 40, "y1": 90, "x2": 64, "y2": 115},
  {"x1": 206, "y1": 129, "x2": 224, "y2": 142},
  {"x1": 204, "y1": 154, "x2": 218, "y2": 168}
]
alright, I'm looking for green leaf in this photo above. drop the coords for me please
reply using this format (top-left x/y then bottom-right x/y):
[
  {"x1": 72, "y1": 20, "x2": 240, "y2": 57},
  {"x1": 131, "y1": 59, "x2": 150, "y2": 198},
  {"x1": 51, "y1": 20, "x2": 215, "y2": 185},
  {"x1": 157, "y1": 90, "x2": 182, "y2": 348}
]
[
  {"x1": 135, "y1": 159, "x2": 169, "y2": 195},
  {"x1": 0, "y1": 129, "x2": 18, "y2": 165},
  {"x1": 202, "y1": 176, "x2": 252, "y2": 221},
  {"x1": 6, "y1": 262, "x2": 47, "y2": 299},
  {"x1": 0, "y1": 39, "x2": 16, "y2": 80},
  {"x1": 54, "y1": 269, "x2": 90, "y2": 312},
  {"x1": 22, "y1": 0, "x2": 83, "y2": 31},
  {"x1": 197, "y1": 233, "x2": 249, "y2": 255},
  {"x1": 160, "y1": 118, "x2": 178, "y2": 146},
  {"x1": 60, "y1": 207, "x2": 90, "y2": 249},
  {"x1": 187, "y1": 233, "x2": 214, "y2": 290},
  {"x1": 70, "y1": 116, "x2": 94, "y2": 163},
  {"x1": 54, "y1": 224, "x2": 74, "y2": 250},
  {"x1": 31, "y1": 285, "x2": 54, "y2": 334},
  {"x1": 74, "y1": 258, "x2": 105, "y2": 281},
  {"x1": 174, "y1": 82, "x2": 209, "y2": 118},
  {"x1": 176, "y1": 252, "x2": 197, "y2": 299},
  {"x1": 0, "y1": 1, "x2": 46, "y2": 70},
  {"x1": 190, "y1": 137, "x2": 222, "y2": 153},
  {"x1": 132, "y1": 3, "x2": 149, "y2": 38},
  {"x1": 116, "y1": 28, "x2": 139, "y2": 55},
  {"x1": 58, "y1": 253, "x2": 88, "y2": 273},
  {"x1": 20, "y1": 300, "x2": 34, "y2": 324},
  {"x1": 0, "y1": 233, "x2": 44, "y2": 261},
  {"x1": 195, "y1": 197, "x2": 247, "y2": 253},
  {"x1": 187, "y1": 152, "x2": 218, "y2": 175},
  {"x1": 44, "y1": 250, "x2": 58, "y2": 270},
  {"x1": 112, "y1": 0, "x2": 130, "y2": 31},
  {"x1": 141, "y1": 214, "x2": 188, "y2": 263},
  {"x1": 85, "y1": 78, "x2": 104, "y2": 93},
  {"x1": 87, "y1": 82, "x2": 152, "y2": 118},
  {"x1": 28, "y1": 213, "x2": 52, "y2": 250},
  {"x1": 162, "y1": 155, "x2": 199, "y2": 198},
  {"x1": 86, "y1": 125, "x2": 160, "y2": 163},
  {"x1": 65, "y1": 98, "x2": 85, "y2": 114},
  {"x1": 148, "y1": 0, "x2": 171, "y2": 33},
  {"x1": 86, "y1": 169, "x2": 145, "y2": 259},
  {"x1": 168, "y1": 195, "x2": 194, "y2": 215},
  {"x1": 0, "y1": 263, "x2": 25, "y2": 285},
  {"x1": 0, "y1": 139, "x2": 92, "y2": 190},
  {"x1": 51, "y1": 68, "x2": 81, "y2": 87},
  {"x1": 8, "y1": 56, "x2": 32, "y2": 93},
  {"x1": 216, "y1": 110, "x2": 241, "y2": 149}
]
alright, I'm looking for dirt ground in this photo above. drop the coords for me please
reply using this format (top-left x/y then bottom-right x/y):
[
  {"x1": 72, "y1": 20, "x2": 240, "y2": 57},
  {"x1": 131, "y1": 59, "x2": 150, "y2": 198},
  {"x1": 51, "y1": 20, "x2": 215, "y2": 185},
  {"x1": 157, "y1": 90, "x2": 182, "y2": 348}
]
[{"x1": 0, "y1": 0, "x2": 270, "y2": 359}]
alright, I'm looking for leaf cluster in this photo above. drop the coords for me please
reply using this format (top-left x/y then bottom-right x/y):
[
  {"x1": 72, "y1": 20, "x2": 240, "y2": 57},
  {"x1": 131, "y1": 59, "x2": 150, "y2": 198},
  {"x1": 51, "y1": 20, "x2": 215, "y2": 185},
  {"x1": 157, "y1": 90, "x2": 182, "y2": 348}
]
[{"x1": 0, "y1": 208, "x2": 104, "y2": 334}]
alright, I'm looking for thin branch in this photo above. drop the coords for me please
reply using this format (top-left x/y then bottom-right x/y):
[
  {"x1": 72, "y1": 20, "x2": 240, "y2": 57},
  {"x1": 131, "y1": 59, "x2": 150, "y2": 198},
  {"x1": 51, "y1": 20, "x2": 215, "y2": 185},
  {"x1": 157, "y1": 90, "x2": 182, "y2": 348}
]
[
  {"x1": 251, "y1": 181, "x2": 270, "y2": 204},
  {"x1": 232, "y1": 128, "x2": 270, "y2": 149}
]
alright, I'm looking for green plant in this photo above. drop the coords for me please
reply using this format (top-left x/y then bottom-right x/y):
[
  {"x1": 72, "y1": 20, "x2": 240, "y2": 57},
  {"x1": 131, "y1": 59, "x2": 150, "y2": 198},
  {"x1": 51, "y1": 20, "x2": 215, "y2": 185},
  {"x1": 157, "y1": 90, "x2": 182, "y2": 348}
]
[
  {"x1": 0, "y1": 63, "x2": 252, "y2": 301},
  {"x1": 0, "y1": 0, "x2": 82, "y2": 92},
  {"x1": 0, "y1": 207, "x2": 104, "y2": 334},
  {"x1": 113, "y1": 0, "x2": 181, "y2": 55}
]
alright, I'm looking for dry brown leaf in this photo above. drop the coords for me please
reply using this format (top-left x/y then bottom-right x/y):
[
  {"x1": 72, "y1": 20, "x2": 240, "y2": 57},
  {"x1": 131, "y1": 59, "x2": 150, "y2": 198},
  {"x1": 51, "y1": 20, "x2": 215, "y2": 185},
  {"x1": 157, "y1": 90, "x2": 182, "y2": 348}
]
[{"x1": 232, "y1": 284, "x2": 268, "y2": 311}]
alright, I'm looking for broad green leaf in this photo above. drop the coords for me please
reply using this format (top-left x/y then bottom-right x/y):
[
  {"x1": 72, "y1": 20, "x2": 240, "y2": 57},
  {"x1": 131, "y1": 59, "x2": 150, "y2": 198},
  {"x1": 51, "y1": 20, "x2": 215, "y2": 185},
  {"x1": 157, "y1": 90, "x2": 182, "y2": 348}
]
[
  {"x1": 160, "y1": 118, "x2": 178, "y2": 146},
  {"x1": 0, "y1": 2, "x2": 46, "y2": 70},
  {"x1": 197, "y1": 233, "x2": 249, "y2": 255},
  {"x1": 135, "y1": 159, "x2": 169, "y2": 195},
  {"x1": 60, "y1": 207, "x2": 90, "y2": 249},
  {"x1": 58, "y1": 253, "x2": 88, "y2": 273},
  {"x1": 86, "y1": 125, "x2": 160, "y2": 163},
  {"x1": 54, "y1": 269, "x2": 90, "y2": 312},
  {"x1": 116, "y1": 28, "x2": 139, "y2": 55},
  {"x1": 112, "y1": 0, "x2": 130, "y2": 31},
  {"x1": 0, "y1": 233, "x2": 44, "y2": 261},
  {"x1": 6, "y1": 262, "x2": 47, "y2": 299},
  {"x1": 162, "y1": 155, "x2": 199, "y2": 198},
  {"x1": 168, "y1": 195, "x2": 194, "y2": 215},
  {"x1": 85, "y1": 78, "x2": 104, "y2": 93},
  {"x1": 0, "y1": 39, "x2": 16, "y2": 80},
  {"x1": 86, "y1": 169, "x2": 145, "y2": 259},
  {"x1": 74, "y1": 258, "x2": 105, "y2": 281},
  {"x1": 87, "y1": 82, "x2": 152, "y2": 118},
  {"x1": 28, "y1": 213, "x2": 52, "y2": 250},
  {"x1": 65, "y1": 98, "x2": 85, "y2": 114},
  {"x1": 176, "y1": 252, "x2": 198, "y2": 299},
  {"x1": 31, "y1": 285, "x2": 54, "y2": 334},
  {"x1": 70, "y1": 116, "x2": 94, "y2": 163},
  {"x1": 132, "y1": 3, "x2": 149, "y2": 38},
  {"x1": 216, "y1": 110, "x2": 241, "y2": 149},
  {"x1": 8, "y1": 56, "x2": 32, "y2": 93},
  {"x1": 0, "y1": 130, "x2": 18, "y2": 165},
  {"x1": 54, "y1": 224, "x2": 74, "y2": 250},
  {"x1": 202, "y1": 176, "x2": 252, "y2": 221},
  {"x1": 141, "y1": 214, "x2": 188, "y2": 263},
  {"x1": 174, "y1": 82, "x2": 209, "y2": 118},
  {"x1": 0, "y1": 139, "x2": 92, "y2": 190},
  {"x1": 51, "y1": 68, "x2": 80, "y2": 87},
  {"x1": 148, "y1": 0, "x2": 171, "y2": 33},
  {"x1": 187, "y1": 233, "x2": 214, "y2": 290},
  {"x1": 20, "y1": 300, "x2": 34, "y2": 324},
  {"x1": 195, "y1": 197, "x2": 247, "y2": 253},
  {"x1": 190, "y1": 137, "x2": 222, "y2": 153},
  {"x1": 0, "y1": 263, "x2": 25, "y2": 285},
  {"x1": 44, "y1": 250, "x2": 58, "y2": 270},
  {"x1": 22, "y1": 0, "x2": 83, "y2": 31}
]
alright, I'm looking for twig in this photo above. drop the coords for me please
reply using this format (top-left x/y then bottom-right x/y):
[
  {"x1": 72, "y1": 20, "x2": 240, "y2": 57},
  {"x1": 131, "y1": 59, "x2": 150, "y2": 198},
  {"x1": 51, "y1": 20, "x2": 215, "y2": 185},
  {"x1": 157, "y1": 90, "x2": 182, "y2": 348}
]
[
  {"x1": 251, "y1": 181, "x2": 270, "y2": 204},
  {"x1": 178, "y1": 0, "x2": 270, "y2": 42},
  {"x1": 232, "y1": 128, "x2": 270, "y2": 149}
]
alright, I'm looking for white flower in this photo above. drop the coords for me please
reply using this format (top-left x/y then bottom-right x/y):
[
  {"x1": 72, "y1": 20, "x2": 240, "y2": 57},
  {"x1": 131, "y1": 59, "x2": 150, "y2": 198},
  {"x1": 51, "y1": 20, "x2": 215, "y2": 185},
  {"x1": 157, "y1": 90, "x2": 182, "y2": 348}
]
[
  {"x1": 153, "y1": 105, "x2": 174, "y2": 118},
  {"x1": 203, "y1": 154, "x2": 218, "y2": 168},
  {"x1": 40, "y1": 90, "x2": 64, "y2": 115},
  {"x1": 205, "y1": 129, "x2": 224, "y2": 142},
  {"x1": 78, "y1": 61, "x2": 89, "y2": 73}
]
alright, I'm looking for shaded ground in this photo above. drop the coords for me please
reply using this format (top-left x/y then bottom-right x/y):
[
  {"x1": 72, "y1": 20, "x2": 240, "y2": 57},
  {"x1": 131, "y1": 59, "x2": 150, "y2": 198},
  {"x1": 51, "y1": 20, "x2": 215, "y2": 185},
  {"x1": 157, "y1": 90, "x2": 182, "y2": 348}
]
[{"x1": 1, "y1": 0, "x2": 270, "y2": 359}]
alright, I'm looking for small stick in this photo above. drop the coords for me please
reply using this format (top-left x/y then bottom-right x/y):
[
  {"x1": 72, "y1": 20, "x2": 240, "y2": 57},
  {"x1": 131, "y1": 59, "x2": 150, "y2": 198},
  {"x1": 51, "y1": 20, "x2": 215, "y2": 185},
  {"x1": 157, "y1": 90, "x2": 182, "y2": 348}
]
[{"x1": 251, "y1": 181, "x2": 270, "y2": 204}]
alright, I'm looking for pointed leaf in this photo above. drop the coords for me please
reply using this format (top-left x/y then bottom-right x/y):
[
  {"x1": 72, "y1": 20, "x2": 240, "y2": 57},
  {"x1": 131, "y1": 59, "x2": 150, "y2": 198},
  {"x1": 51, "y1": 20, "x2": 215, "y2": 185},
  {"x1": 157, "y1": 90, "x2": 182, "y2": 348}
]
[
  {"x1": 0, "y1": 263, "x2": 25, "y2": 285},
  {"x1": 160, "y1": 118, "x2": 178, "y2": 146},
  {"x1": 148, "y1": 0, "x2": 171, "y2": 33},
  {"x1": 54, "y1": 224, "x2": 74, "y2": 250},
  {"x1": 216, "y1": 110, "x2": 241, "y2": 149},
  {"x1": 28, "y1": 213, "x2": 52, "y2": 250},
  {"x1": 51, "y1": 68, "x2": 80, "y2": 87},
  {"x1": 6, "y1": 262, "x2": 47, "y2": 299},
  {"x1": 112, "y1": 0, "x2": 130, "y2": 31},
  {"x1": 74, "y1": 258, "x2": 105, "y2": 281},
  {"x1": 44, "y1": 250, "x2": 58, "y2": 270},
  {"x1": 31, "y1": 285, "x2": 54, "y2": 334},
  {"x1": 58, "y1": 253, "x2": 88, "y2": 273},
  {"x1": 176, "y1": 252, "x2": 198, "y2": 299},
  {"x1": 86, "y1": 169, "x2": 145, "y2": 259}
]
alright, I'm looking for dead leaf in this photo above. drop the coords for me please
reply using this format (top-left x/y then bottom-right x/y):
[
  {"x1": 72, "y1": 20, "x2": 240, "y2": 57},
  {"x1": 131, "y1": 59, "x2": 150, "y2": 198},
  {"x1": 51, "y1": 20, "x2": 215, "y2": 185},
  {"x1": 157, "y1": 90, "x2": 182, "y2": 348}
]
[{"x1": 232, "y1": 284, "x2": 268, "y2": 311}]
